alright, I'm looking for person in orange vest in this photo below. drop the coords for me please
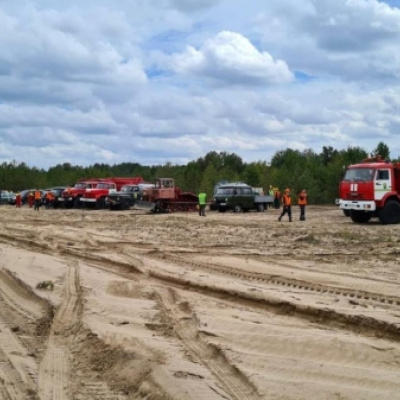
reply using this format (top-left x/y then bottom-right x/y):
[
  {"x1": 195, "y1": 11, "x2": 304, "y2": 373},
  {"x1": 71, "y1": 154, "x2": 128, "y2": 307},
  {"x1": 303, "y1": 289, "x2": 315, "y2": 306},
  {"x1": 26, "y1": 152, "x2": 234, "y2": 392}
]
[
  {"x1": 34, "y1": 189, "x2": 42, "y2": 211},
  {"x1": 297, "y1": 189, "x2": 308, "y2": 221},
  {"x1": 45, "y1": 190, "x2": 55, "y2": 209},
  {"x1": 15, "y1": 192, "x2": 22, "y2": 208},
  {"x1": 278, "y1": 188, "x2": 292, "y2": 222},
  {"x1": 28, "y1": 191, "x2": 34, "y2": 208}
]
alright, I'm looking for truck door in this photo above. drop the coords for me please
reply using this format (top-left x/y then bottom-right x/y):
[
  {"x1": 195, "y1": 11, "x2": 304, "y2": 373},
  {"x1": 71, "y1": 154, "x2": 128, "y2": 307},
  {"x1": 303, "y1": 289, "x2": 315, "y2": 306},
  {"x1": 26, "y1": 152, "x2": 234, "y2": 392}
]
[{"x1": 374, "y1": 169, "x2": 392, "y2": 200}]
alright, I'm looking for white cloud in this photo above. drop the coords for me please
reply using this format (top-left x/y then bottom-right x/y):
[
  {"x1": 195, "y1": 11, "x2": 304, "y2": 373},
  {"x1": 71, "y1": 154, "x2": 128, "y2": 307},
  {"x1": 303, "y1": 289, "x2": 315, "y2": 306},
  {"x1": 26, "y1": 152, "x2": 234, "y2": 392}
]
[
  {"x1": 1, "y1": 0, "x2": 400, "y2": 169},
  {"x1": 171, "y1": 31, "x2": 293, "y2": 85}
]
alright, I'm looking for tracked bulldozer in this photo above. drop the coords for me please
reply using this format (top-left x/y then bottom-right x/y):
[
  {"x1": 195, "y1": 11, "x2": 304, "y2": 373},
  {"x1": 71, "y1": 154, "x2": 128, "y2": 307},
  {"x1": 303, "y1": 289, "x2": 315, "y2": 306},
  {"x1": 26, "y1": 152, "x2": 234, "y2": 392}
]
[{"x1": 134, "y1": 178, "x2": 198, "y2": 213}]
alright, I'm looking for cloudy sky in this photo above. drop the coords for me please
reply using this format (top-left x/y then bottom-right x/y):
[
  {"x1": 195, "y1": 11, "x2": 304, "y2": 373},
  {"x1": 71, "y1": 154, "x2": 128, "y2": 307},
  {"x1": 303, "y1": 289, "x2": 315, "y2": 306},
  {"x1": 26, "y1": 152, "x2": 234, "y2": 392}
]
[{"x1": 1, "y1": 0, "x2": 400, "y2": 169}]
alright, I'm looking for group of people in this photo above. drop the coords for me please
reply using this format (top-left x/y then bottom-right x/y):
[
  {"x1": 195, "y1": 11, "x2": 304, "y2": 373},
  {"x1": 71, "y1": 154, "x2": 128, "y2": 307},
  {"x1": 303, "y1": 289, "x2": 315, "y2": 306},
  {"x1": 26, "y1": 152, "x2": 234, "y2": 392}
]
[
  {"x1": 278, "y1": 188, "x2": 308, "y2": 222},
  {"x1": 14, "y1": 190, "x2": 55, "y2": 210}
]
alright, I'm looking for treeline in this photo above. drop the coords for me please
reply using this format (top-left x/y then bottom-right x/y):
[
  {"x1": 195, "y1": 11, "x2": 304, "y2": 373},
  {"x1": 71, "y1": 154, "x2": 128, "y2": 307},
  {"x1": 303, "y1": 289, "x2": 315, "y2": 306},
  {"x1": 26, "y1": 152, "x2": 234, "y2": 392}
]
[{"x1": 0, "y1": 142, "x2": 393, "y2": 204}]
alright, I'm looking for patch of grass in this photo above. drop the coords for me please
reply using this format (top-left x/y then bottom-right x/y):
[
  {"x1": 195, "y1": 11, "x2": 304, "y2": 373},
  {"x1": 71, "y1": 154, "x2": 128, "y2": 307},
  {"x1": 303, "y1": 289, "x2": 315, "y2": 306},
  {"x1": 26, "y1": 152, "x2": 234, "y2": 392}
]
[
  {"x1": 336, "y1": 230, "x2": 359, "y2": 241},
  {"x1": 36, "y1": 280, "x2": 54, "y2": 291},
  {"x1": 295, "y1": 234, "x2": 319, "y2": 244}
]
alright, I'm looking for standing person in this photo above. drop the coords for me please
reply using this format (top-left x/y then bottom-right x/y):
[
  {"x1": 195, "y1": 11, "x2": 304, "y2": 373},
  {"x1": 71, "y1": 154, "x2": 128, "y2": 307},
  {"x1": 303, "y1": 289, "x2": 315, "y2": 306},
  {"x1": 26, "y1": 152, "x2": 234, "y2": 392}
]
[
  {"x1": 198, "y1": 190, "x2": 207, "y2": 217},
  {"x1": 28, "y1": 191, "x2": 34, "y2": 208},
  {"x1": 268, "y1": 185, "x2": 274, "y2": 196},
  {"x1": 34, "y1": 189, "x2": 42, "y2": 211},
  {"x1": 278, "y1": 188, "x2": 292, "y2": 222},
  {"x1": 274, "y1": 187, "x2": 281, "y2": 209},
  {"x1": 15, "y1": 192, "x2": 22, "y2": 208},
  {"x1": 45, "y1": 190, "x2": 54, "y2": 209},
  {"x1": 297, "y1": 189, "x2": 308, "y2": 221},
  {"x1": 268, "y1": 185, "x2": 274, "y2": 208}
]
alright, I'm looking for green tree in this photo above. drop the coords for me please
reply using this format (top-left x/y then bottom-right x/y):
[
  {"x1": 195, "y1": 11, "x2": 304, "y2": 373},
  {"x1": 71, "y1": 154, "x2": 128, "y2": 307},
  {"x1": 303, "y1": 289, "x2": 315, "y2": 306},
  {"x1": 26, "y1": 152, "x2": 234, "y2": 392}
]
[{"x1": 372, "y1": 142, "x2": 390, "y2": 160}]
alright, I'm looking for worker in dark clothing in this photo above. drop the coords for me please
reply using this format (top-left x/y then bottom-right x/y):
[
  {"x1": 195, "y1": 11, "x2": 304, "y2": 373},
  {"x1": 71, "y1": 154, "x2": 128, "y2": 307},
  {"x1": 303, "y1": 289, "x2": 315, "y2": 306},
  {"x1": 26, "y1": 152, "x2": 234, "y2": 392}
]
[
  {"x1": 278, "y1": 188, "x2": 292, "y2": 222},
  {"x1": 274, "y1": 188, "x2": 281, "y2": 209},
  {"x1": 297, "y1": 189, "x2": 308, "y2": 221}
]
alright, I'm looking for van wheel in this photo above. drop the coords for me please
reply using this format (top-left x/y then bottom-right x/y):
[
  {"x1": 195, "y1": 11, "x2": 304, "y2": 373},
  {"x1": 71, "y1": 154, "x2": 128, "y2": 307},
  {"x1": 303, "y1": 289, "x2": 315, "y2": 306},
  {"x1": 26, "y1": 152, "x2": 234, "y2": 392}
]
[
  {"x1": 257, "y1": 204, "x2": 265, "y2": 212},
  {"x1": 233, "y1": 204, "x2": 242, "y2": 213}
]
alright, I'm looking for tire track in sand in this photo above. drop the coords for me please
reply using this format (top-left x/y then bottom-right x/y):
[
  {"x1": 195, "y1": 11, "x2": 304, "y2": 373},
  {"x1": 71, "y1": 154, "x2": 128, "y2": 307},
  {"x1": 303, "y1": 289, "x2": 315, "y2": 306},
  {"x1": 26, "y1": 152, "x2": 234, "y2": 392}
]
[
  {"x1": 38, "y1": 260, "x2": 81, "y2": 400},
  {"x1": 156, "y1": 287, "x2": 261, "y2": 400}
]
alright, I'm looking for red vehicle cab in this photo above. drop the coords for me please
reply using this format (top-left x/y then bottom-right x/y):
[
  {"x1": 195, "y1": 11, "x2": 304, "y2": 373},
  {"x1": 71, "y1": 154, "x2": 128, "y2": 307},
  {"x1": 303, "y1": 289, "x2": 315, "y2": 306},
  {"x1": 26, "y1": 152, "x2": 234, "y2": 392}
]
[
  {"x1": 59, "y1": 179, "x2": 101, "y2": 208},
  {"x1": 338, "y1": 156, "x2": 400, "y2": 224},
  {"x1": 80, "y1": 177, "x2": 143, "y2": 209}
]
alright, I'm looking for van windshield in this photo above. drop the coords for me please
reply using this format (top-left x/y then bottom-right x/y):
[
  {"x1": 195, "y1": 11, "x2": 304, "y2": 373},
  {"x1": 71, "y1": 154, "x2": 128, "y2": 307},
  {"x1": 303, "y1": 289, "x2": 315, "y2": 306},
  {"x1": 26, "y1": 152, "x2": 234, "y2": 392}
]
[
  {"x1": 216, "y1": 188, "x2": 234, "y2": 195},
  {"x1": 343, "y1": 168, "x2": 374, "y2": 181}
]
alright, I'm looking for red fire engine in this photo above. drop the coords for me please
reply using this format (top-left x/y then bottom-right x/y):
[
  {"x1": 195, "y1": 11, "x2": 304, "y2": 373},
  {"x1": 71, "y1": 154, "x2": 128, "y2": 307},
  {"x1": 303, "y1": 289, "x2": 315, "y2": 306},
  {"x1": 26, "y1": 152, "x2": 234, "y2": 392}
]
[{"x1": 338, "y1": 156, "x2": 400, "y2": 224}]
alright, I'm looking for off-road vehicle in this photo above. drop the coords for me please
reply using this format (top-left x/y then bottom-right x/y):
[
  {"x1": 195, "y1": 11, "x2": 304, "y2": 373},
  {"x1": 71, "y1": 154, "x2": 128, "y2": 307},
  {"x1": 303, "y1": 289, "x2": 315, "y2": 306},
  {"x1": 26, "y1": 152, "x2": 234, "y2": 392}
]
[{"x1": 212, "y1": 182, "x2": 273, "y2": 213}]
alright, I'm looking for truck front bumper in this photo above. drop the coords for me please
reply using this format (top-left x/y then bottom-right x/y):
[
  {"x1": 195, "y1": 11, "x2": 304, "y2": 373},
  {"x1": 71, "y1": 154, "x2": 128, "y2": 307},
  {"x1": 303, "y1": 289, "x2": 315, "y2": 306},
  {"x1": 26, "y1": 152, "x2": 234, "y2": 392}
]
[
  {"x1": 80, "y1": 198, "x2": 97, "y2": 203},
  {"x1": 338, "y1": 200, "x2": 376, "y2": 211}
]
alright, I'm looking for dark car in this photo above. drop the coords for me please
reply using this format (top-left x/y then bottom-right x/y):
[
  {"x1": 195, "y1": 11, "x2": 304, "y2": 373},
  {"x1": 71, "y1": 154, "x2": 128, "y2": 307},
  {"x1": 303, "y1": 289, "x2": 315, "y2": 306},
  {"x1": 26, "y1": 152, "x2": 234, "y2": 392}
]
[
  {"x1": 0, "y1": 190, "x2": 16, "y2": 205},
  {"x1": 42, "y1": 187, "x2": 67, "y2": 209}
]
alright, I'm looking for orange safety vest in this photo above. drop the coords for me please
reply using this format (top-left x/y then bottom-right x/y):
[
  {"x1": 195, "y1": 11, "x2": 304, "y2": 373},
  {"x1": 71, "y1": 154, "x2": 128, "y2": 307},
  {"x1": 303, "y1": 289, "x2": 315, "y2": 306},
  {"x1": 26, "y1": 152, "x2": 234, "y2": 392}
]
[
  {"x1": 34, "y1": 190, "x2": 42, "y2": 200},
  {"x1": 46, "y1": 191, "x2": 54, "y2": 200},
  {"x1": 282, "y1": 193, "x2": 291, "y2": 206},
  {"x1": 298, "y1": 193, "x2": 307, "y2": 205}
]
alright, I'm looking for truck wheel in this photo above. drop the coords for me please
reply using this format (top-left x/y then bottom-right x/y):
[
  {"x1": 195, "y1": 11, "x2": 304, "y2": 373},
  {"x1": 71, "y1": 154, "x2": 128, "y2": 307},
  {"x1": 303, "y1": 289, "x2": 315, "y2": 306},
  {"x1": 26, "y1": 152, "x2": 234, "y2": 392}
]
[
  {"x1": 378, "y1": 200, "x2": 400, "y2": 224},
  {"x1": 121, "y1": 199, "x2": 131, "y2": 210},
  {"x1": 343, "y1": 209, "x2": 350, "y2": 217},
  {"x1": 233, "y1": 204, "x2": 242, "y2": 213},
  {"x1": 257, "y1": 204, "x2": 265, "y2": 212},
  {"x1": 73, "y1": 197, "x2": 81, "y2": 208},
  {"x1": 96, "y1": 198, "x2": 106, "y2": 210},
  {"x1": 350, "y1": 210, "x2": 372, "y2": 224}
]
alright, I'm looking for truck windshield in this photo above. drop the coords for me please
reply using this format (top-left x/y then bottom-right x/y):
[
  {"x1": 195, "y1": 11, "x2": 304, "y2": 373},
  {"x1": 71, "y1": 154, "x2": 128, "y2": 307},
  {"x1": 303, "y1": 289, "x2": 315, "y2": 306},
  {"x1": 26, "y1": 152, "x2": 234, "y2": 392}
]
[
  {"x1": 96, "y1": 183, "x2": 112, "y2": 189},
  {"x1": 343, "y1": 168, "x2": 374, "y2": 181},
  {"x1": 74, "y1": 183, "x2": 86, "y2": 189},
  {"x1": 121, "y1": 186, "x2": 136, "y2": 192}
]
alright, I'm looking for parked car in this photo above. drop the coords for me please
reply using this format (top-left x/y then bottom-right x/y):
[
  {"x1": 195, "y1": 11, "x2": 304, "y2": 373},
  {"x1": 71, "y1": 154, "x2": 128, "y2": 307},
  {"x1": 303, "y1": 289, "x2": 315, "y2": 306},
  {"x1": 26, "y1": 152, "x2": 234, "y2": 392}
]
[
  {"x1": 0, "y1": 190, "x2": 16, "y2": 205},
  {"x1": 42, "y1": 187, "x2": 67, "y2": 209}
]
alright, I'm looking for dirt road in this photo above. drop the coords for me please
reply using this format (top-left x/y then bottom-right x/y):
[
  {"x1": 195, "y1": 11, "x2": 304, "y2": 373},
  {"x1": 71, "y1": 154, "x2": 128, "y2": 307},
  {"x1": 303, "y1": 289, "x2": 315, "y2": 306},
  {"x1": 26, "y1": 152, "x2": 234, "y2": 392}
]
[{"x1": 0, "y1": 205, "x2": 400, "y2": 399}]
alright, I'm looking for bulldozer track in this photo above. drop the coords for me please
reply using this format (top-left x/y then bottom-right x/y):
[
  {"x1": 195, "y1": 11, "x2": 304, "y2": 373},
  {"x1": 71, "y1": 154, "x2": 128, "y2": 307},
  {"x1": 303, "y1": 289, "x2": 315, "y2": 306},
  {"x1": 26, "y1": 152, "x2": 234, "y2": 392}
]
[{"x1": 148, "y1": 253, "x2": 400, "y2": 308}]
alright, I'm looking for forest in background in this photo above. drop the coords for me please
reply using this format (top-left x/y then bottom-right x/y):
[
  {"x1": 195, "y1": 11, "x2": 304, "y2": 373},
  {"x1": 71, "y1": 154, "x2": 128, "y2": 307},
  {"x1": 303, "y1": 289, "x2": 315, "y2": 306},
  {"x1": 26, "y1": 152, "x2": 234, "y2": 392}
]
[{"x1": 0, "y1": 142, "x2": 392, "y2": 204}]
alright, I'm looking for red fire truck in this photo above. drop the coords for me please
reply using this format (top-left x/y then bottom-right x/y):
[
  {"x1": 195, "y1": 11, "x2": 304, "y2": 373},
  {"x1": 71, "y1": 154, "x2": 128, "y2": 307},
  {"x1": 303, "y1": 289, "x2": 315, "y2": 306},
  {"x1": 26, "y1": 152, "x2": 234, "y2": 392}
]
[
  {"x1": 59, "y1": 178, "x2": 102, "y2": 208},
  {"x1": 338, "y1": 156, "x2": 400, "y2": 224},
  {"x1": 80, "y1": 177, "x2": 143, "y2": 209}
]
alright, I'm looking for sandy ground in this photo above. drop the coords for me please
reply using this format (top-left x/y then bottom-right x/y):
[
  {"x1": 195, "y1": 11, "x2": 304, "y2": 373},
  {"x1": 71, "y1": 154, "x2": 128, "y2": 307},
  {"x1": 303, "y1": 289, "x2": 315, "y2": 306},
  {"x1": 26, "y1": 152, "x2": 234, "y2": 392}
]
[{"x1": 0, "y1": 204, "x2": 400, "y2": 400}]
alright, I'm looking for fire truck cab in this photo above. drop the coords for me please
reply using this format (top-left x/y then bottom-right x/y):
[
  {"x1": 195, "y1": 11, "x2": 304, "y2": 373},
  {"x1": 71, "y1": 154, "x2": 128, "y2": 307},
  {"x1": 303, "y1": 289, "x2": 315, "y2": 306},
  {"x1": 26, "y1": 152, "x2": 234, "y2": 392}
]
[{"x1": 338, "y1": 156, "x2": 400, "y2": 224}]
